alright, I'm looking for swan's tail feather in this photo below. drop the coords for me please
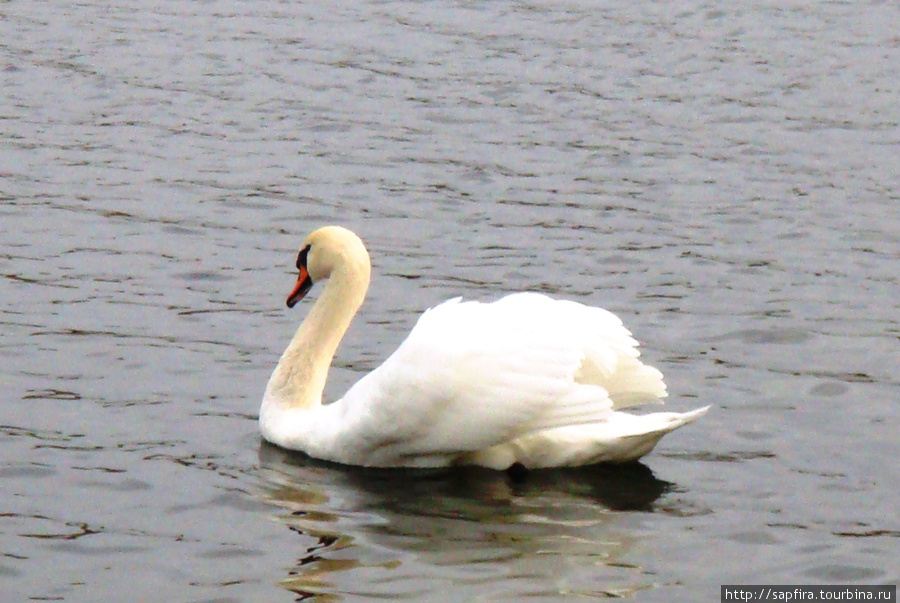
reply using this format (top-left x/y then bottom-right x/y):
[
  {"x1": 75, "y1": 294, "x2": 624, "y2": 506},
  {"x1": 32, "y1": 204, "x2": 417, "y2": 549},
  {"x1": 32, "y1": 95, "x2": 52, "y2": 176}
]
[{"x1": 509, "y1": 405, "x2": 711, "y2": 468}]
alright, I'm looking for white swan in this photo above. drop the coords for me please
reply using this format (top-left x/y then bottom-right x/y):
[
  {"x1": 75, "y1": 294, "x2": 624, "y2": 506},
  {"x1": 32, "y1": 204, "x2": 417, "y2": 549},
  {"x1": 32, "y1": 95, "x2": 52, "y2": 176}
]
[{"x1": 261, "y1": 226, "x2": 708, "y2": 469}]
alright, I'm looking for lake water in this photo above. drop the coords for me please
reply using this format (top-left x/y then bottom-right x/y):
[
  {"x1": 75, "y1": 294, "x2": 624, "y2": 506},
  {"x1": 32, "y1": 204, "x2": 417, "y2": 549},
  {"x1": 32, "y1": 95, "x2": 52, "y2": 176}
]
[{"x1": 2, "y1": 0, "x2": 898, "y2": 600}]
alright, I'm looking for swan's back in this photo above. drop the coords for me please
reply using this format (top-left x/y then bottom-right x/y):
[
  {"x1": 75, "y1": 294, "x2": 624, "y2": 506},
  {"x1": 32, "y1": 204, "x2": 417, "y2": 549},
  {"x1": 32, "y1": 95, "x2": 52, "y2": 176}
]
[
  {"x1": 318, "y1": 293, "x2": 669, "y2": 467},
  {"x1": 406, "y1": 293, "x2": 666, "y2": 406}
]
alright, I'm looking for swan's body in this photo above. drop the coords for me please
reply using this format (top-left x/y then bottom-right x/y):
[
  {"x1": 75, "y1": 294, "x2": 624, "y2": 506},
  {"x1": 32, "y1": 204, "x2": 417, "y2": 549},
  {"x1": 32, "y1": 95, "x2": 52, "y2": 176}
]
[{"x1": 261, "y1": 226, "x2": 707, "y2": 469}]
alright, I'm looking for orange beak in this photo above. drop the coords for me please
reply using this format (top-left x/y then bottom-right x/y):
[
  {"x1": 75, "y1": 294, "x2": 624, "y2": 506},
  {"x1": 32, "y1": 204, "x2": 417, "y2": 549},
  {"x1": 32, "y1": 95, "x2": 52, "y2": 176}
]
[{"x1": 286, "y1": 265, "x2": 313, "y2": 308}]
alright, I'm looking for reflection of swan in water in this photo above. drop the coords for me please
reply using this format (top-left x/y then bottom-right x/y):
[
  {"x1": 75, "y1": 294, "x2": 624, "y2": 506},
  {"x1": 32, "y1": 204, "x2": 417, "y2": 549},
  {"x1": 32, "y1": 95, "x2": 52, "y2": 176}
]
[{"x1": 256, "y1": 442, "x2": 679, "y2": 600}]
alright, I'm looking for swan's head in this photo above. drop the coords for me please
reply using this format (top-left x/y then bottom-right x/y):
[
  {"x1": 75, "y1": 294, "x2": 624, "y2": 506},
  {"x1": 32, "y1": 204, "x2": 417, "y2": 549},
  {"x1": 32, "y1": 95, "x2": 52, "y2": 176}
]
[{"x1": 286, "y1": 226, "x2": 371, "y2": 308}]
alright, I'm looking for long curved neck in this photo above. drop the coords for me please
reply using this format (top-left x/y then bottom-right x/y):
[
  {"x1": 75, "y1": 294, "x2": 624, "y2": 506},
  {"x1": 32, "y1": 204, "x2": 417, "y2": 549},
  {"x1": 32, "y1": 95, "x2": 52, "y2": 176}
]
[{"x1": 264, "y1": 261, "x2": 369, "y2": 411}]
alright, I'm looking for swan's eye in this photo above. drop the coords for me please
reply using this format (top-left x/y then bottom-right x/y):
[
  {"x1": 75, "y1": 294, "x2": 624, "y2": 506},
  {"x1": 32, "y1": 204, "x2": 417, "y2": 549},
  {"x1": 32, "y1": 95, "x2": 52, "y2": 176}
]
[{"x1": 296, "y1": 245, "x2": 310, "y2": 270}]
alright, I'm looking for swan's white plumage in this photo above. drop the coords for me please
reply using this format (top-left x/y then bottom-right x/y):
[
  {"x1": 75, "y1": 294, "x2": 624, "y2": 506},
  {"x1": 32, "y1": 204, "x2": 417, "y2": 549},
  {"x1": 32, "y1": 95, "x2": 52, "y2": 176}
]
[{"x1": 260, "y1": 226, "x2": 708, "y2": 469}]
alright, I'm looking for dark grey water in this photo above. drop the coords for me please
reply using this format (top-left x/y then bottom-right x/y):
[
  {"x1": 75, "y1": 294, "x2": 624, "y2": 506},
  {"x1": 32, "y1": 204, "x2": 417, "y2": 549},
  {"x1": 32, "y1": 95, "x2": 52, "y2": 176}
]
[{"x1": 2, "y1": 0, "x2": 899, "y2": 600}]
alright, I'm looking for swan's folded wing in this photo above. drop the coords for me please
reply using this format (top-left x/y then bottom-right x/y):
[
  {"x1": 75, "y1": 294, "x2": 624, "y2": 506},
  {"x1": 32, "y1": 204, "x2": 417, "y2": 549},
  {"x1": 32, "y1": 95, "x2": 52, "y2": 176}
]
[{"x1": 334, "y1": 294, "x2": 624, "y2": 465}]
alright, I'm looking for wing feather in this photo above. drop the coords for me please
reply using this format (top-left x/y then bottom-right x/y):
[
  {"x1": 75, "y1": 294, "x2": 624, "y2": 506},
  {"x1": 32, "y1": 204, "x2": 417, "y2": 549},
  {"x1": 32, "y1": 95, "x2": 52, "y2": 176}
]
[{"x1": 328, "y1": 293, "x2": 666, "y2": 465}]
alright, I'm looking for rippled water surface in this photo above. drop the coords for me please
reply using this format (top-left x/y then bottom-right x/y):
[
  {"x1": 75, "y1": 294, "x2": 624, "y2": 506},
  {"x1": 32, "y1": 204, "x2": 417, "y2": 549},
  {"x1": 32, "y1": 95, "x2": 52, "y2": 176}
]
[{"x1": 2, "y1": 0, "x2": 899, "y2": 600}]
